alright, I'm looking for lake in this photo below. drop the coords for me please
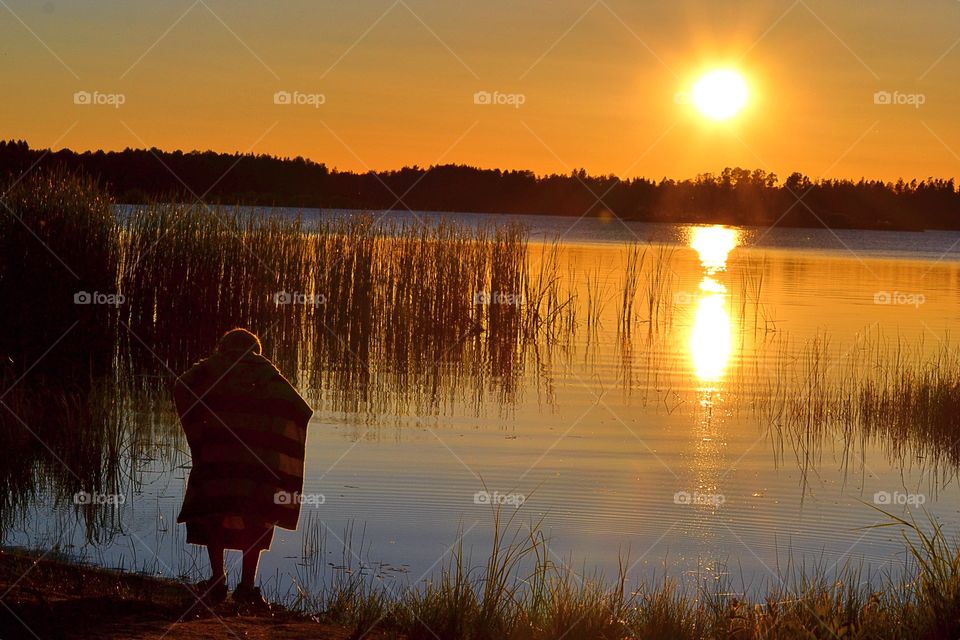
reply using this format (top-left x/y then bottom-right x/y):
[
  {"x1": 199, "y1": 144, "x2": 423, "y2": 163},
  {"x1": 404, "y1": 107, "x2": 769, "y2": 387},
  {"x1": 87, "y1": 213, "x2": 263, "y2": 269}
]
[{"x1": 6, "y1": 207, "x2": 960, "y2": 604}]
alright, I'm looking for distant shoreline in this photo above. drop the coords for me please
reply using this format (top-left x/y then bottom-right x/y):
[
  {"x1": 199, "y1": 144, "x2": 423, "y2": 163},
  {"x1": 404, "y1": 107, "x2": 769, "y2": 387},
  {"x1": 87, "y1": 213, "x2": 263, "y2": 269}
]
[
  {"x1": 113, "y1": 203, "x2": 960, "y2": 264},
  {"x1": 116, "y1": 200, "x2": 944, "y2": 234},
  {"x1": 4, "y1": 139, "x2": 958, "y2": 232}
]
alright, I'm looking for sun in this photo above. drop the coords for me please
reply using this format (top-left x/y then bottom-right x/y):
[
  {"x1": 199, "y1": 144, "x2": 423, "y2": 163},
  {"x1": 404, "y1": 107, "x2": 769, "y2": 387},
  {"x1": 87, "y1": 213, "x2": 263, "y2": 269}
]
[{"x1": 691, "y1": 69, "x2": 748, "y2": 121}]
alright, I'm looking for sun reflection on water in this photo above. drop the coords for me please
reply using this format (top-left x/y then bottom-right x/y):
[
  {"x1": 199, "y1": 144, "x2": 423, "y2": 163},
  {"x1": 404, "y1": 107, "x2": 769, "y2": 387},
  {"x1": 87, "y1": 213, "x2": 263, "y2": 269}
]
[
  {"x1": 690, "y1": 225, "x2": 738, "y2": 274},
  {"x1": 687, "y1": 226, "x2": 740, "y2": 385},
  {"x1": 682, "y1": 226, "x2": 741, "y2": 525},
  {"x1": 691, "y1": 293, "x2": 732, "y2": 382}
]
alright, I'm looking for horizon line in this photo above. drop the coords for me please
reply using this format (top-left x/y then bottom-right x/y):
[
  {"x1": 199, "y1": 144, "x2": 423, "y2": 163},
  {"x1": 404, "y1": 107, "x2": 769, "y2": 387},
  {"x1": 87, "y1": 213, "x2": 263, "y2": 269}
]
[{"x1": 4, "y1": 138, "x2": 958, "y2": 187}]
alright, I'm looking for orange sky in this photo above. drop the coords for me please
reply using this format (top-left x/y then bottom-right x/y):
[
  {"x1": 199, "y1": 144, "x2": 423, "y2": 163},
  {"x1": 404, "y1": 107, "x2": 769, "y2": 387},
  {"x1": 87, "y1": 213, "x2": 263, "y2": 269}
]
[{"x1": 1, "y1": 0, "x2": 958, "y2": 182}]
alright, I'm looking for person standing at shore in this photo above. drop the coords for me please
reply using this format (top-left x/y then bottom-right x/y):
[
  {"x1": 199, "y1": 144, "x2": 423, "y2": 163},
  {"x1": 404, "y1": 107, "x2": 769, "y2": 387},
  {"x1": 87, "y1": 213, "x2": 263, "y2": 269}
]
[{"x1": 173, "y1": 328, "x2": 313, "y2": 606}]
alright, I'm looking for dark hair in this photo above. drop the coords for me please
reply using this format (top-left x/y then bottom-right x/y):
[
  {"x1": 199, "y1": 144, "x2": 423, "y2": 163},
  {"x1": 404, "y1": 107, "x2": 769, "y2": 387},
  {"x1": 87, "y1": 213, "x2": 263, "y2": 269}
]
[{"x1": 216, "y1": 328, "x2": 262, "y2": 355}]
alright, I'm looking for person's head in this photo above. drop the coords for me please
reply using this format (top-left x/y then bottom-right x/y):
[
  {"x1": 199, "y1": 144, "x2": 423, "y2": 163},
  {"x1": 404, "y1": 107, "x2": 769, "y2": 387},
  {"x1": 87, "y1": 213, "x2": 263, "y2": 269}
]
[{"x1": 216, "y1": 328, "x2": 262, "y2": 356}]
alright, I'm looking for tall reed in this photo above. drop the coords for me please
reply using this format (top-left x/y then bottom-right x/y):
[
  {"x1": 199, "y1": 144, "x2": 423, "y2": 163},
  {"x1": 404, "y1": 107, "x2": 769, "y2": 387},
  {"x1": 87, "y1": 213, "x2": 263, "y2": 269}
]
[{"x1": 274, "y1": 506, "x2": 960, "y2": 640}]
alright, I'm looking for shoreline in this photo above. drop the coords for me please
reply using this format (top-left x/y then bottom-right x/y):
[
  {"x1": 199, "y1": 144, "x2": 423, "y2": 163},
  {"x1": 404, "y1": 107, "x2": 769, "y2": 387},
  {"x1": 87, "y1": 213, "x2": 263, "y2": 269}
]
[
  {"x1": 5, "y1": 140, "x2": 955, "y2": 233},
  {"x1": 0, "y1": 548, "x2": 363, "y2": 639},
  {"x1": 4, "y1": 522, "x2": 960, "y2": 640}
]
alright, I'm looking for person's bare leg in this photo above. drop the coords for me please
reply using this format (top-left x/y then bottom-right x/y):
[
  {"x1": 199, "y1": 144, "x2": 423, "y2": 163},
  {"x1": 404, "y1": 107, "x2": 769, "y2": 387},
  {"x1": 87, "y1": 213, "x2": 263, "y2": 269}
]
[
  {"x1": 240, "y1": 547, "x2": 262, "y2": 588},
  {"x1": 207, "y1": 544, "x2": 225, "y2": 583}
]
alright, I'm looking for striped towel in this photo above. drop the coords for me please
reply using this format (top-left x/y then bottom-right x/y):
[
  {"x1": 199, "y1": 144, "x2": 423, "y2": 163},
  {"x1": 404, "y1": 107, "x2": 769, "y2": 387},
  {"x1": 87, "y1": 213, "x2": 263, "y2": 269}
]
[{"x1": 174, "y1": 351, "x2": 313, "y2": 531}]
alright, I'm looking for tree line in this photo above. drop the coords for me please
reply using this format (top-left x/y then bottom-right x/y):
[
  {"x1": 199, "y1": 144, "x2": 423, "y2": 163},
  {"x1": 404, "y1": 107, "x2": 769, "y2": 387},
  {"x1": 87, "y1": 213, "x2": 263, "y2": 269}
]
[{"x1": 2, "y1": 139, "x2": 958, "y2": 229}]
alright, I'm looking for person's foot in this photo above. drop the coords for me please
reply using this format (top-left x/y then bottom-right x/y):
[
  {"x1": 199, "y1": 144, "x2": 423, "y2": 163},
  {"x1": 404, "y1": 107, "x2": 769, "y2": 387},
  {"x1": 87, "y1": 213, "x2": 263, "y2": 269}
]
[
  {"x1": 232, "y1": 584, "x2": 270, "y2": 610},
  {"x1": 191, "y1": 576, "x2": 228, "y2": 606}
]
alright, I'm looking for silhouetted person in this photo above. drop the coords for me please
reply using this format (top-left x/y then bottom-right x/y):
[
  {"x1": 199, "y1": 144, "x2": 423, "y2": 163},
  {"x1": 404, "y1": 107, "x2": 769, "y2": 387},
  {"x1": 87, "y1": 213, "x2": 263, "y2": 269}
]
[{"x1": 173, "y1": 328, "x2": 313, "y2": 607}]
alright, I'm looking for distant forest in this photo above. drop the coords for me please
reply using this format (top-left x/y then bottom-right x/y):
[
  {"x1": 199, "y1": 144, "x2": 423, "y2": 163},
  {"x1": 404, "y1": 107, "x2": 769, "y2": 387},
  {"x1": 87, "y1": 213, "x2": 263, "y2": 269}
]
[{"x1": 2, "y1": 139, "x2": 958, "y2": 230}]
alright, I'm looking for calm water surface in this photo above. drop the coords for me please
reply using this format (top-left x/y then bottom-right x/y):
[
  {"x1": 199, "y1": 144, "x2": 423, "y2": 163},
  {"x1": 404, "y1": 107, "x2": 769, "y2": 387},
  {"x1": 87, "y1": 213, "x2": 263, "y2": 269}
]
[{"x1": 9, "y1": 209, "x2": 960, "y2": 601}]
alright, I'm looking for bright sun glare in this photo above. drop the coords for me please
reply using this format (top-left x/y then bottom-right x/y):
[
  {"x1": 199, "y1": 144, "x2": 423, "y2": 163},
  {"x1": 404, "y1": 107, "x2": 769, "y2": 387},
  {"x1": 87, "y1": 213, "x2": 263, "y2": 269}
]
[
  {"x1": 688, "y1": 225, "x2": 739, "y2": 383},
  {"x1": 689, "y1": 225, "x2": 738, "y2": 272},
  {"x1": 691, "y1": 69, "x2": 748, "y2": 121}
]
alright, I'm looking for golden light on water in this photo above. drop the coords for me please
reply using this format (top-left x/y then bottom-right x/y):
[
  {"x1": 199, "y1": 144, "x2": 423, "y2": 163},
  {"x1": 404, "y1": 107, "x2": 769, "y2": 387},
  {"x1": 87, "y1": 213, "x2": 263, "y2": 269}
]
[
  {"x1": 685, "y1": 225, "x2": 738, "y2": 516},
  {"x1": 699, "y1": 276, "x2": 726, "y2": 294},
  {"x1": 690, "y1": 225, "x2": 739, "y2": 272},
  {"x1": 687, "y1": 225, "x2": 740, "y2": 384},
  {"x1": 691, "y1": 293, "x2": 732, "y2": 382}
]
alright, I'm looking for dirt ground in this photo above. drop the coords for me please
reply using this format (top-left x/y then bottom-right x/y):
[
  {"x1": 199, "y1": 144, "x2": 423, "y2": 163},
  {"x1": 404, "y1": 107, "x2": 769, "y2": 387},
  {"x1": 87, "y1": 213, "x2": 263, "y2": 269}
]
[{"x1": 0, "y1": 549, "x2": 382, "y2": 639}]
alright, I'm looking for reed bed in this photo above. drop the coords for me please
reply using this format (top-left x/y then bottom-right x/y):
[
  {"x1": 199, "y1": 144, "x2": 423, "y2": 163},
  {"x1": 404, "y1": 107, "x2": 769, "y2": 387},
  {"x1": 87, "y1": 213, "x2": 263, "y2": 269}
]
[
  {"x1": 120, "y1": 206, "x2": 545, "y2": 373},
  {"x1": 272, "y1": 506, "x2": 960, "y2": 640},
  {"x1": 644, "y1": 244, "x2": 677, "y2": 334},
  {"x1": 523, "y1": 240, "x2": 577, "y2": 341},
  {"x1": 0, "y1": 169, "x2": 119, "y2": 378},
  {"x1": 2, "y1": 171, "x2": 688, "y2": 536},
  {"x1": 756, "y1": 329, "x2": 960, "y2": 487},
  {"x1": 856, "y1": 338, "x2": 960, "y2": 469},
  {"x1": 3, "y1": 171, "x2": 689, "y2": 405},
  {"x1": 616, "y1": 242, "x2": 678, "y2": 339},
  {"x1": 737, "y1": 254, "x2": 772, "y2": 332},
  {"x1": 582, "y1": 264, "x2": 609, "y2": 339},
  {"x1": 617, "y1": 243, "x2": 645, "y2": 337},
  {"x1": 115, "y1": 200, "x2": 555, "y2": 422}
]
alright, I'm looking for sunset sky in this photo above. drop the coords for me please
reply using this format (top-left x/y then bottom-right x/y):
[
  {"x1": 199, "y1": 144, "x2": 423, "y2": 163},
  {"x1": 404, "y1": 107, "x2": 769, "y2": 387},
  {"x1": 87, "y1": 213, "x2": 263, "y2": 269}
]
[{"x1": 2, "y1": 0, "x2": 959, "y2": 182}]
